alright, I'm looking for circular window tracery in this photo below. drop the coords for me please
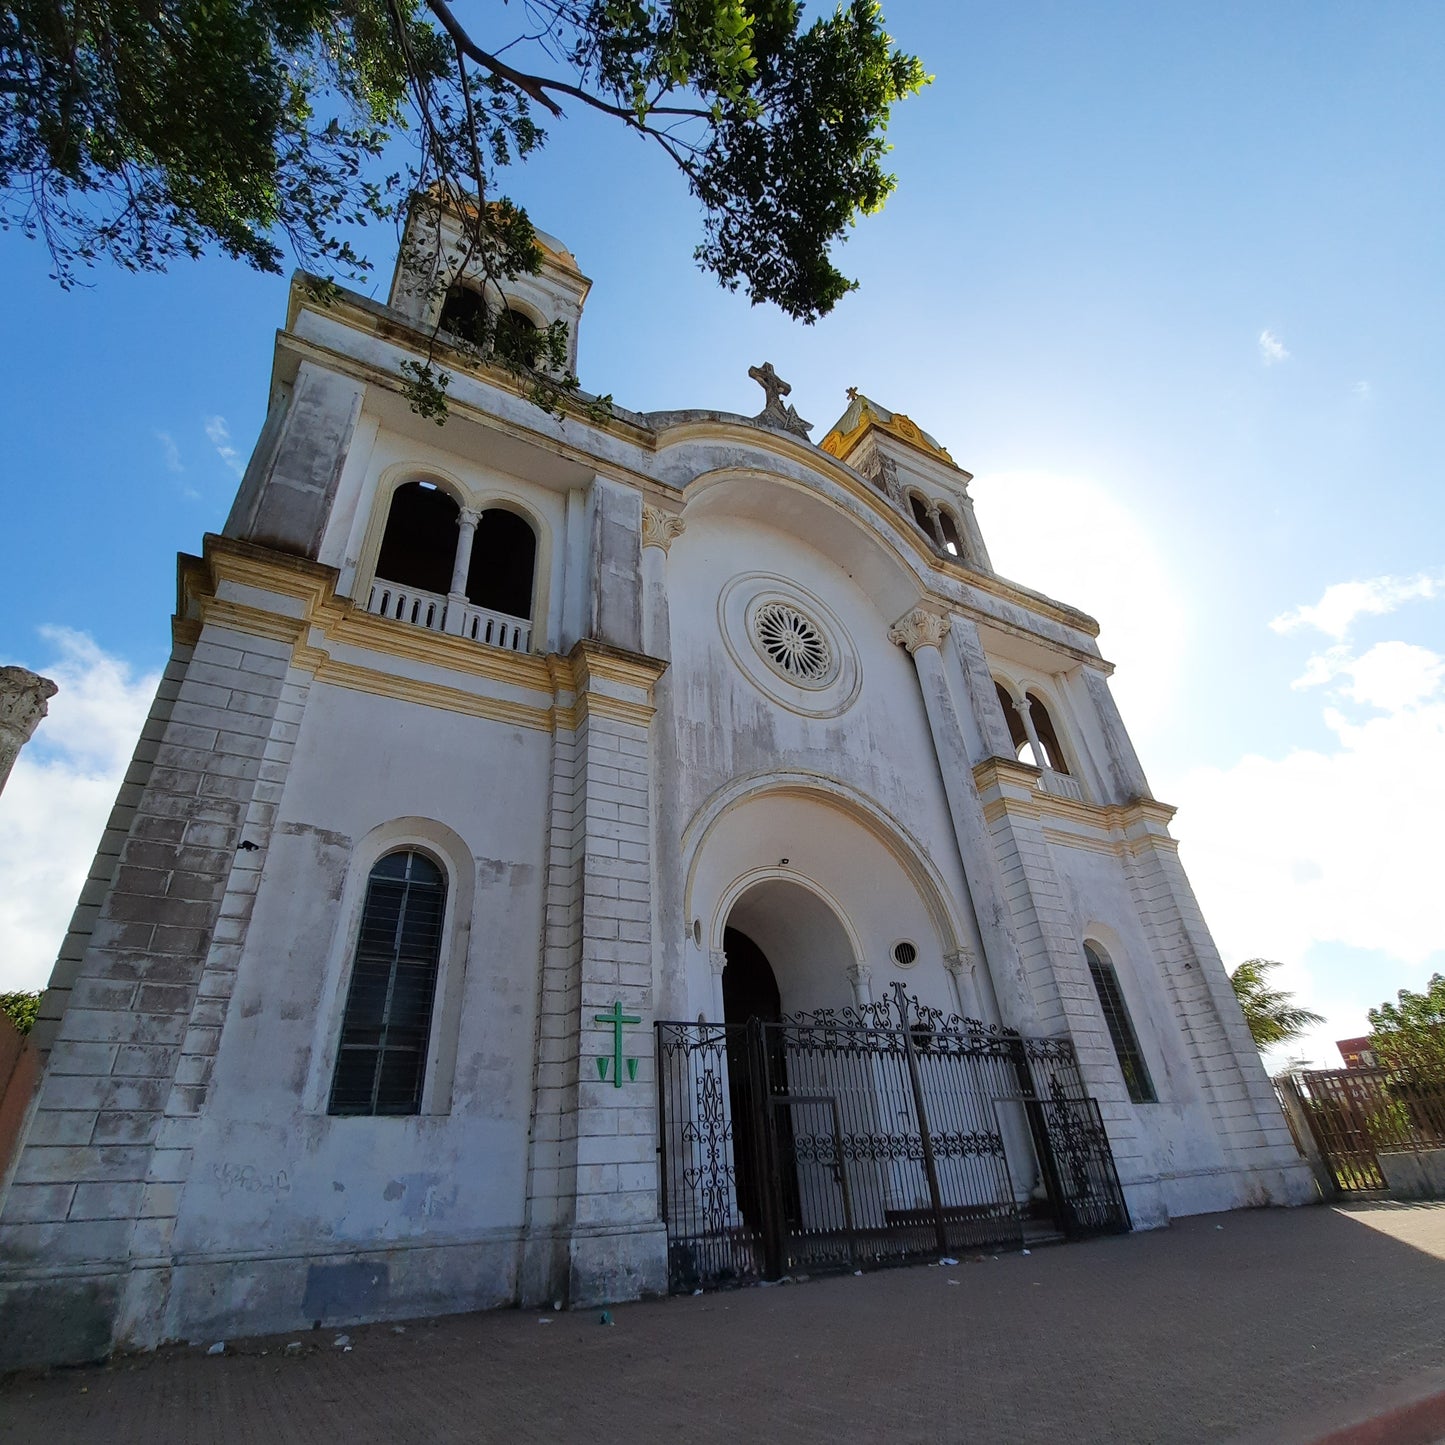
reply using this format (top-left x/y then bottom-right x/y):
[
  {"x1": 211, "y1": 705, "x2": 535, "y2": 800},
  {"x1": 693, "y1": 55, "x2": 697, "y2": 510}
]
[
  {"x1": 754, "y1": 602, "x2": 831, "y2": 682},
  {"x1": 717, "y1": 573, "x2": 861, "y2": 719}
]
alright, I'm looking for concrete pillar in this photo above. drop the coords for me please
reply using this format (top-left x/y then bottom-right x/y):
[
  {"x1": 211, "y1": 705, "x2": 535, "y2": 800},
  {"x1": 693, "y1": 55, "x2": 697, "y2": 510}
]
[
  {"x1": 521, "y1": 640, "x2": 670, "y2": 1310},
  {"x1": 708, "y1": 949, "x2": 728, "y2": 1026},
  {"x1": 222, "y1": 362, "x2": 365, "y2": 559},
  {"x1": 0, "y1": 667, "x2": 57, "y2": 797},
  {"x1": 1081, "y1": 667, "x2": 1151, "y2": 802},
  {"x1": 941, "y1": 616, "x2": 1014, "y2": 763},
  {"x1": 846, "y1": 962, "x2": 873, "y2": 1008},
  {"x1": 639, "y1": 505, "x2": 685, "y2": 661},
  {"x1": 887, "y1": 608, "x2": 1037, "y2": 1034},
  {"x1": 442, "y1": 506, "x2": 481, "y2": 635},
  {"x1": 957, "y1": 493, "x2": 992, "y2": 572},
  {"x1": 587, "y1": 477, "x2": 644, "y2": 653},
  {"x1": 1013, "y1": 692, "x2": 1049, "y2": 771},
  {"x1": 924, "y1": 502, "x2": 947, "y2": 551}
]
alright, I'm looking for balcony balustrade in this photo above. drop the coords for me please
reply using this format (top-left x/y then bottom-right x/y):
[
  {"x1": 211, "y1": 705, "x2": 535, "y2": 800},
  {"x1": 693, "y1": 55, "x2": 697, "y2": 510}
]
[
  {"x1": 365, "y1": 579, "x2": 532, "y2": 654},
  {"x1": 1037, "y1": 767, "x2": 1085, "y2": 803}
]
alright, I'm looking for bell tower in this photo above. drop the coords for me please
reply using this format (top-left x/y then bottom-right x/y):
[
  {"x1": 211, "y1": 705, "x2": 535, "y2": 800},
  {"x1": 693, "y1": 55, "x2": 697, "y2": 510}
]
[{"x1": 820, "y1": 391, "x2": 991, "y2": 570}]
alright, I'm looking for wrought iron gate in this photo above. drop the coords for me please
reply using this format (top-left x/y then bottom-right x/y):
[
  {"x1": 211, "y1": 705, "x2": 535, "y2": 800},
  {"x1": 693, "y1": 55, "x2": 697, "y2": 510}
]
[{"x1": 656, "y1": 985, "x2": 1129, "y2": 1293}]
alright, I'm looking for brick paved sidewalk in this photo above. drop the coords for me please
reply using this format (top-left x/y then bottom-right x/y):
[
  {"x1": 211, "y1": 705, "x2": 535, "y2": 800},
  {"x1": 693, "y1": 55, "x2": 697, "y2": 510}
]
[{"x1": 4, "y1": 1202, "x2": 1445, "y2": 1445}]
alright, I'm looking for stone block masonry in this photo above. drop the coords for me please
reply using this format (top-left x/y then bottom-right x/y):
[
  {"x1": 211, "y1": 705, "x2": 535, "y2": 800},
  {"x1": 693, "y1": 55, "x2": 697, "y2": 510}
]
[
  {"x1": 0, "y1": 617, "x2": 305, "y2": 1367},
  {"x1": 521, "y1": 641, "x2": 668, "y2": 1310}
]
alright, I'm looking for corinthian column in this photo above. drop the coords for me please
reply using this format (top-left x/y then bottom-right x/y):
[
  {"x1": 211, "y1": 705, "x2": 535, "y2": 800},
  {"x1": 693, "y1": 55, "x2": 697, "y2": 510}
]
[
  {"x1": 640, "y1": 504, "x2": 685, "y2": 661},
  {"x1": 0, "y1": 666, "x2": 58, "y2": 797},
  {"x1": 887, "y1": 608, "x2": 1038, "y2": 1033}
]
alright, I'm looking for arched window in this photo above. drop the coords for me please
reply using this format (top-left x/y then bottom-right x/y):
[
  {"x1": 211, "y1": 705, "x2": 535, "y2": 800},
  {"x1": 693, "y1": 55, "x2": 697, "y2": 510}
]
[
  {"x1": 1084, "y1": 942, "x2": 1155, "y2": 1104},
  {"x1": 438, "y1": 286, "x2": 541, "y2": 367},
  {"x1": 995, "y1": 681, "x2": 1030, "y2": 760},
  {"x1": 908, "y1": 493, "x2": 933, "y2": 534},
  {"x1": 466, "y1": 508, "x2": 537, "y2": 620},
  {"x1": 329, "y1": 851, "x2": 447, "y2": 1116},
  {"x1": 1026, "y1": 692, "x2": 1070, "y2": 775},
  {"x1": 494, "y1": 307, "x2": 541, "y2": 367},
  {"x1": 438, "y1": 284, "x2": 486, "y2": 346},
  {"x1": 375, "y1": 481, "x2": 459, "y2": 597},
  {"x1": 938, "y1": 509, "x2": 964, "y2": 558}
]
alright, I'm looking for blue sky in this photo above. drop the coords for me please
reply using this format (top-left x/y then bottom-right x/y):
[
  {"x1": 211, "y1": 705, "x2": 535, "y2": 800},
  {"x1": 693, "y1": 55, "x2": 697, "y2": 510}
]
[{"x1": 2, "y1": 2, "x2": 1442, "y2": 1067}]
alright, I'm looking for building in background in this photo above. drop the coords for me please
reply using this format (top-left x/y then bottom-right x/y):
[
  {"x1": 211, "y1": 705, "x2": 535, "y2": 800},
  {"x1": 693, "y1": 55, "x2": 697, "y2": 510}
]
[{"x1": 1337, "y1": 1037, "x2": 1379, "y2": 1070}]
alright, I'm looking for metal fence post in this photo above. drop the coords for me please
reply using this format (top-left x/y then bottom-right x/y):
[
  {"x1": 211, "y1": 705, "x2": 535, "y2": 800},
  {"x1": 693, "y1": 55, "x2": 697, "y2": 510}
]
[
  {"x1": 1275, "y1": 1074, "x2": 1336, "y2": 1200},
  {"x1": 893, "y1": 982, "x2": 949, "y2": 1256}
]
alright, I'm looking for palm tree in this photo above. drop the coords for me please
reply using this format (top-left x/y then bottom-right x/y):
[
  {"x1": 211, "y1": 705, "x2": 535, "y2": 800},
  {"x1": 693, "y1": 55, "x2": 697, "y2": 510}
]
[{"x1": 1228, "y1": 959, "x2": 1324, "y2": 1050}]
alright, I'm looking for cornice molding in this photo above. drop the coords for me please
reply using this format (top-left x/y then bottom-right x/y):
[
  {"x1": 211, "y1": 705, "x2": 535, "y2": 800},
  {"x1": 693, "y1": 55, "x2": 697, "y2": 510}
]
[{"x1": 179, "y1": 536, "x2": 665, "y2": 736}]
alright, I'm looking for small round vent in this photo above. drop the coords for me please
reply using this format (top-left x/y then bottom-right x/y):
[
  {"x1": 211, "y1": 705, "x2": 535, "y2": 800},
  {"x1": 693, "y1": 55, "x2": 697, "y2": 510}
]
[
  {"x1": 892, "y1": 941, "x2": 918, "y2": 967},
  {"x1": 754, "y1": 602, "x2": 831, "y2": 682}
]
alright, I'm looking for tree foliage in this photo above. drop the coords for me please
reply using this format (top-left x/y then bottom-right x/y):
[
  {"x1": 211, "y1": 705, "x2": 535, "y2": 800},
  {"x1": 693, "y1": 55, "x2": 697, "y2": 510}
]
[
  {"x1": 1, "y1": 0, "x2": 927, "y2": 413},
  {"x1": 1369, "y1": 973, "x2": 1445, "y2": 1082},
  {"x1": 1228, "y1": 958, "x2": 1323, "y2": 1051},
  {"x1": 0, "y1": 990, "x2": 40, "y2": 1036}
]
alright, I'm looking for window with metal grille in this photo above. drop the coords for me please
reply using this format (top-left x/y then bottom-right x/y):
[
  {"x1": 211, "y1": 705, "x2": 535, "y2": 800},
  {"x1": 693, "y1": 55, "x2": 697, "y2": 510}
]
[
  {"x1": 1084, "y1": 943, "x2": 1156, "y2": 1104},
  {"x1": 329, "y1": 851, "x2": 446, "y2": 1116}
]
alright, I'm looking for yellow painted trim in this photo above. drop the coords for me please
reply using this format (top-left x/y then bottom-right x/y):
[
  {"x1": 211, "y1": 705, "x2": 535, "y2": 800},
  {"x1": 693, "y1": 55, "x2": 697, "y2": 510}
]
[
  {"x1": 200, "y1": 597, "x2": 310, "y2": 648},
  {"x1": 327, "y1": 610, "x2": 557, "y2": 694},
  {"x1": 819, "y1": 403, "x2": 956, "y2": 468},
  {"x1": 575, "y1": 693, "x2": 656, "y2": 729},
  {"x1": 180, "y1": 535, "x2": 665, "y2": 738},
  {"x1": 314, "y1": 658, "x2": 556, "y2": 732}
]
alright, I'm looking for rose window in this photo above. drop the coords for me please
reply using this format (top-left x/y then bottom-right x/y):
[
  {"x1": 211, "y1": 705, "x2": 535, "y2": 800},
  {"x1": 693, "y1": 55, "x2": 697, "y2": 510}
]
[{"x1": 753, "y1": 603, "x2": 831, "y2": 682}]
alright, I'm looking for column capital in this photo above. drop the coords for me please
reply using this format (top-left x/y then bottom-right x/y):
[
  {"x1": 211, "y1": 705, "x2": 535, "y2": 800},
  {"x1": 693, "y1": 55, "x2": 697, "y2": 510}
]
[
  {"x1": 888, "y1": 607, "x2": 952, "y2": 654},
  {"x1": 708, "y1": 948, "x2": 728, "y2": 977},
  {"x1": 641, "y1": 504, "x2": 687, "y2": 552},
  {"x1": 0, "y1": 666, "x2": 57, "y2": 742},
  {"x1": 457, "y1": 504, "x2": 482, "y2": 527},
  {"x1": 0, "y1": 667, "x2": 58, "y2": 795},
  {"x1": 943, "y1": 946, "x2": 978, "y2": 978},
  {"x1": 845, "y1": 961, "x2": 873, "y2": 1006}
]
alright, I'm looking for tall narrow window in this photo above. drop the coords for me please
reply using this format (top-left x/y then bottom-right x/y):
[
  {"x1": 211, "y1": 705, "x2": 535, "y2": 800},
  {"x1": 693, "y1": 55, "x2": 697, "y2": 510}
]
[
  {"x1": 1026, "y1": 692, "x2": 1070, "y2": 775},
  {"x1": 938, "y1": 509, "x2": 964, "y2": 558},
  {"x1": 466, "y1": 508, "x2": 537, "y2": 620},
  {"x1": 330, "y1": 851, "x2": 447, "y2": 1117},
  {"x1": 909, "y1": 493, "x2": 932, "y2": 534},
  {"x1": 1084, "y1": 943, "x2": 1155, "y2": 1104}
]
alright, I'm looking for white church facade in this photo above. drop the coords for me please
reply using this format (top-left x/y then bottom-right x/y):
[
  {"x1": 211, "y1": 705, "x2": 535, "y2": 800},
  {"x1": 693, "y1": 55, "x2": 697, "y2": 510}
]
[{"x1": 0, "y1": 209, "x2": 1313, "y2": 1365}]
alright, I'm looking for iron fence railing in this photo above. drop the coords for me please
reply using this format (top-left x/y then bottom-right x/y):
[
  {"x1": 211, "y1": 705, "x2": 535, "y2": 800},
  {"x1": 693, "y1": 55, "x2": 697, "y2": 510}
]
[{"x1": 1280, "y1": 1067, "x2": 1445, "y2": 1193}]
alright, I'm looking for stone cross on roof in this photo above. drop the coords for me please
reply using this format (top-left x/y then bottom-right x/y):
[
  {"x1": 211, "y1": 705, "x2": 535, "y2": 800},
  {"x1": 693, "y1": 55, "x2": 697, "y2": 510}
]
[
  {"x1": 748, "y1": 361, "x2": 791, "y2": 409},
  {"x1": 747, "y1": 361, "x2": 812, "y2": 441}
]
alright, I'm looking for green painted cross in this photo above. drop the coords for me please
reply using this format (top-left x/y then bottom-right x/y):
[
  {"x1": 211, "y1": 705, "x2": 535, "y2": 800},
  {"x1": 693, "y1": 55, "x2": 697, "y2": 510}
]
[{"x1": 595, "y1": 1000, "x2": 641, "y2": 1088}]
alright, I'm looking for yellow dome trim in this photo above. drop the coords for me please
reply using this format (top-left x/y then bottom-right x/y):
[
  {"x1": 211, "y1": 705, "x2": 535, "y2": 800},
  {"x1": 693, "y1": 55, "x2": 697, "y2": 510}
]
[{"x1": 820, "y1": 393, "x2": 955, "y2": 467}]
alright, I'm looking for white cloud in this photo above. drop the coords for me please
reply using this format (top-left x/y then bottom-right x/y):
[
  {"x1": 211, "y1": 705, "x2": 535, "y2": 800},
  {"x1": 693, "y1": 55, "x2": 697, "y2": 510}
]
[
  {"x1": 0, "y1": 630, "x2": 160, "y2": 993},
  {"x1": 1352, "y1": 380, "x2": 1372, "y2": 400},
  {"x1": 1293, "y1": 639, "x2": 1445, "y2": 712},
  {"x1": 1169, "y1": 607, "x2": 1445, "y2": 1069},
  {"x1": 1258, "y1": 329, "x2": 1290, "y2": 365},
  {"x1": 205, "y1": 415, "x2": 244, "y2": 476},
  {"x1": 155, "y1": 431, "x2": 184, "y2": 474},
  {"x1": 970, "y1": 469, "x2": 1190, "y2": 741},
  {"x1": 1271, "y1": 571, "x2": 1445, "y2": 640}
]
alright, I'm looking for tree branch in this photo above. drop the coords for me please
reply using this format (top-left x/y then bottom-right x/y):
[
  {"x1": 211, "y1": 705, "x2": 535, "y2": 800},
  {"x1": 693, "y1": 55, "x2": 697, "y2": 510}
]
[{"x1": 423, "y1": 0, "x2": 712, "y2": 124}]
